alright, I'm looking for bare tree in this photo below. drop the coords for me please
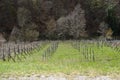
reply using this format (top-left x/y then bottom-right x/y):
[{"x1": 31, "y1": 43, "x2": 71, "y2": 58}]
[{"x1": 56, "y1": 4, "x2": 87, "y2": 39}]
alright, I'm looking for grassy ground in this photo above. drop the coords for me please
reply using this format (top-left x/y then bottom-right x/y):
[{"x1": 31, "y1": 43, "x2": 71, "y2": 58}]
[{"x1": 0, "y1": 41, "x2": 120, "y2": 77}]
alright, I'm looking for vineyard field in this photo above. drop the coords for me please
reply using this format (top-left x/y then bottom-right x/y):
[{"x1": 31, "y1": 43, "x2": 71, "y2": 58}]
[{"x1": 0, "y1": 40, "x2": 120, "y2": 77}]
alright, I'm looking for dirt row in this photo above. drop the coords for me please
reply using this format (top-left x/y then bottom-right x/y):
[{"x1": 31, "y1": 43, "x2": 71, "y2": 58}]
[{"x1": 1, "y1": 75, "x2": 120, "y2": 80}]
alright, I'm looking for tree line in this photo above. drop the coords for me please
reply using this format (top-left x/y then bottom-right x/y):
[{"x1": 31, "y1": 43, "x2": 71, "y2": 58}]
[{"x1": 0, "y1": 0, "x2": 120, "y2": 41}]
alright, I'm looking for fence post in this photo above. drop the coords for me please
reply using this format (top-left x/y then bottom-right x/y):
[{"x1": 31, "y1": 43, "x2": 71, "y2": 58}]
[
  {"x1": 8, "y1": 46, "x2": 15, "y2": 62},
  {"x1": 17, "y1": 44, "x2": 21, "y2": 61},
  {"x1": 92, "y1": 50, "x2": 95, "y2": 62},
  {"x1": 2, "y1": 48, "x2": 5, "y2": 61}
]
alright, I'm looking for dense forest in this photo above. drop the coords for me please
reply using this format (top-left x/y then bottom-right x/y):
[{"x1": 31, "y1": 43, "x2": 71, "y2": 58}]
[{"x1": 0, "y1": 0, "x2": 120, "y2": 41}]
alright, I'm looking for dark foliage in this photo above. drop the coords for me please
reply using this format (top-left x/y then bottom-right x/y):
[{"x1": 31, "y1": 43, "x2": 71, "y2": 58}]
[{"x1": 0, "y1": 0, "x2": 120, "y2": 41}]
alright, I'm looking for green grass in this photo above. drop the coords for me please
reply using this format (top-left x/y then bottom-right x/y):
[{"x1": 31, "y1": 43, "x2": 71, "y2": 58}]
[{"x1": 0, "y1": 41, "x2": 120, "y2": 77}]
